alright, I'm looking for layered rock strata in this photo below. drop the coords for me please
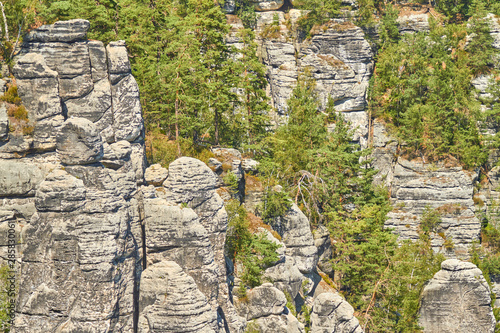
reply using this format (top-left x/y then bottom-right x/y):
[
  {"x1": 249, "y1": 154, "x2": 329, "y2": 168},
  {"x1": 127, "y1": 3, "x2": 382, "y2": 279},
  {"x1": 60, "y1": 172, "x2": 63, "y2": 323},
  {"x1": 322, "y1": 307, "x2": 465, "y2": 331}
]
[{"x1": 419, "y1": 259, "x2": 496, "y2": 333}]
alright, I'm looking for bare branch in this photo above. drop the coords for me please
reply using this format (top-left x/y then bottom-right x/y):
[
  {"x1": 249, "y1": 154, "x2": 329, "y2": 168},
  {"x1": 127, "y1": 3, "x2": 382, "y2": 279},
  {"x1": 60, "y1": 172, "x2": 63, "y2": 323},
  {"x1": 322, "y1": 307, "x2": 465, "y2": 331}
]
[{"x1": 0, "y1": 1, "x2": 8, "y2": 42}]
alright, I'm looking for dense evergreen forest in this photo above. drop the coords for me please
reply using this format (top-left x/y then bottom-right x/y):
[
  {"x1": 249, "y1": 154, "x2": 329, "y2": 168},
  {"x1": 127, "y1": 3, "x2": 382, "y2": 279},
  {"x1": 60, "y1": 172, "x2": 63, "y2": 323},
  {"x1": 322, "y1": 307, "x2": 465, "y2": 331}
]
[{"x1": 2, "y1": 0, "x2": 500, "y2": 331}]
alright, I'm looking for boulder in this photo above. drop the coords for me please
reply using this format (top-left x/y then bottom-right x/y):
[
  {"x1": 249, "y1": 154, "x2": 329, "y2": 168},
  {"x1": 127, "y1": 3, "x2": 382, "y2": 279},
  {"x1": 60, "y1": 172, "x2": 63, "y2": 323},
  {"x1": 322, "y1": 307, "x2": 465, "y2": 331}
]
[
  {"x1": 311, "y1": 292, "x2": 363, "y2": 333},
  {"x1": 0, "y1": 160, "x2": 44, "y2": 197},
  {"x1": 419, "y1": 259, "x2": 495, "y2": 333},
  {"x1": 235, "y1": 283, "x2": 286, "y2": 321},
  {"x1": 251, "y1": 0, "x2": 284, "y2": 11},
  {"x1": 144, "y1": 164, "x2": 168, "y2": 186}
]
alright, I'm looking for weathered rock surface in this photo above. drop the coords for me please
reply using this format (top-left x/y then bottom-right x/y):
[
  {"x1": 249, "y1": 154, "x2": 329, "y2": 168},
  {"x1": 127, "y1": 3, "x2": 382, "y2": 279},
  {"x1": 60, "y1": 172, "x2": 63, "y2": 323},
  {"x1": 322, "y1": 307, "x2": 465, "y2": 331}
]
[
  {"x1": 144, "y1": 163, "x2": 169, "y2": 186},
  {"x1": 56, "y1": 118, "x2": 104, "y2": 165},
  {"x1": 251, "y1": 0, "x2": 283, "y2": 11},
  {"x1": 0, "y1": 104, "x2": 7, "y2": 141},
  {"x1": 383, "y1": 158, "x2": 480, "y2": 258},
  {"x1": 138, "y1": 261, "x2": 218, "y2": 333},
  {"x1": 311, "y1": 292, "x2": 363, "y2": 333},
  {"x1": 162, "y1": 156, "x2": 245, "y2": 332},
  {"x1": 419, "y1": 259, "x2": 495, "y2": 333},
  {"x1": 235, "y1": 283, "x2": 286, "y2": 321},
  {"x1": 249, "y1": 11, "x2": 374, "y2": 146},
  {"x1": 4, "y1": 20, "x2": 145, "y2": 332},
  {"x1": 24, "y1": 19, "x2": 90, "y2": 43},
  {"x1": 17, "y1": 21, "x2": 144, "y2": 148},
  {"x1": 235, "y1": 283, "x2": 305, "y2": 333},
  {"x1": 273, "y1": 203, "x2": 318, "y2": 274},
  {"x1": 144, "y1": 198, "x2": 219, "y2": 305}
]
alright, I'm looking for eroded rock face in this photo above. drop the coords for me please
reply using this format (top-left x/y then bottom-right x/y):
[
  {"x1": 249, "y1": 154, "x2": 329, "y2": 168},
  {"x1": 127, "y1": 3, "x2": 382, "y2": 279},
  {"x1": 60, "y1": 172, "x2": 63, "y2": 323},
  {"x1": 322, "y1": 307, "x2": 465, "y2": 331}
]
[
  {"x1": 17, "y1": 20, "x2": 144, "y2": 147},
  {"x1": 383, "y1": 158, "x2": 480, "y2": 258},
  {"x1": 4, "y1": 20, "x2": 145, "y2": 332},
  {"x1": 249, "y1": 11, "x2": 374, "y2": 146},
  {"x1": 419, "y1": 259, "x2": 495, "y2": 333},
  {"x1": 56, "y1": 118, "x2": 104, "y2": 165},
  {"x1": 274, "y1": 203, "x2": 319, "y2": 274},
  {"x1": 311, "y1": 292, "x2": 363, "y2": 333},
  {"x1": 138, "y1": 261, "x2": 219, "y2": 333}
]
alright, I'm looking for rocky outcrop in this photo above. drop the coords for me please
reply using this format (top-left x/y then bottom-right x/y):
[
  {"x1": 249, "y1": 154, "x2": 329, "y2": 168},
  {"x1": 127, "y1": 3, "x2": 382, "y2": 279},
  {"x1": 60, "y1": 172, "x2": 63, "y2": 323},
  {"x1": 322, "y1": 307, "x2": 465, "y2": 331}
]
[
  {"x1": 419, "y1": 259, "x2": 495, "y2": 333},
  {"x1": 311, "y1": 292, "x2": 363, "y2": 333},
  {"x1": 234, "y1": 283, "x2": 305, "y2": 333},
  {"x1": 138, "y1": 261, "x2": 218, "y2": 333},
  {"x1": 274, "y1": 203, "x2": 319, "y2": 274},
  {"x1": 3, "y1": 20, "x2": 144, "y2": 332},
  {"x1": 382, "y1": 157, "x2": 480, "y2": 258},
  {"x1": 231, "y1": 11, "x2": 375, "y2": 146}
]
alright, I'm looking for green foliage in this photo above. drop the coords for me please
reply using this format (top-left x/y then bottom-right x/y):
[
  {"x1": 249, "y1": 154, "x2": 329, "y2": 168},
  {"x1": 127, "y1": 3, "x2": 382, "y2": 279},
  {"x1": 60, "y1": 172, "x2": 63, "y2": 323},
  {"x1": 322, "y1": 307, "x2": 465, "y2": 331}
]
[
  {"x1": 225, "y1": 200, "x2": 280, "y2": 288},
  {"x1": 368, "y1": 237, "x2": 445, "y2": 332},
  {"x1": 378, "y1": 3, "x2": 399, "y2": 48},
  {"x1": 223, "y1": 171, "x2": 239, "y2": 194},
  {"x1": 295, "y1": 0, "x2": 341, "y2": 37},
  {"x1": 419, "y1": 206, "x2": 442, "y2": 235},
  {"x1": 301, "y1": 304, "x2": 312, "y2": 332},
  {"x1": 284, "y1": 290, "x2": 296, "y2": 316},
  {"x1": 235, "y1": 0, "x2": 257, "y2": 29},
  {"x1": 260, "y1": 190, "x2": 292, "y2": 221},
  {"x1": 371, "y1": 18, "x2": 498, "y2": 168},
  {"x1": 1, "y1": 85, "x2": 21, "y2": 105}
]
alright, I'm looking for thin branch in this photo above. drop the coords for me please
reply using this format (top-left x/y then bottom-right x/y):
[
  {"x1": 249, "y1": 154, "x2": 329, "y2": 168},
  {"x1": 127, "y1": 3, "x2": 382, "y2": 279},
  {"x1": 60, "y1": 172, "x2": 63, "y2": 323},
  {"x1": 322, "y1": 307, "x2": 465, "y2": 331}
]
[
  {"x1": 0, "y1": 1, "x2": 8, "y2": 42},
  {"x1": 10, "y1": 20, "x2": 23, "y2": 60}
]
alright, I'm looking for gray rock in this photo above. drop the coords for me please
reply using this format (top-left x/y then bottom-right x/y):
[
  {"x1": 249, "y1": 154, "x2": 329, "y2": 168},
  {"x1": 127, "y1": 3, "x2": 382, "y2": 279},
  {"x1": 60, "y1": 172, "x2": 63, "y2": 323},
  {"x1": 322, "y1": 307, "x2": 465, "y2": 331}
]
[
  {"x1": 107, "y1": 40, "x2": 132, "y2": 78},
  {"x1": 138, "y1": 261, "x2": 218, "y2": 333},
  {"x1": 384, "y1": 157, "x2": 480, "y2": 258},
  {"x1": 111, "y1": 73, "x2": 144, "y2": 142},
  {"x1": 311, "y1": 292, "x2": 363, "y2": 333},
  {"x1": 212, "y1": 147, "x2": 242, "y2": 160},
  {"x1": 222, "y1": 0, "x2": 235, "y2": 13},
  {"x1": 208, "y1": 157, "x2": 223, "y2": 173},
  {"x1": 419, "y1": 259, "x2": 495, "y2": 333},
  {"x1": 397, "y1": 13, "x2": 430, "y2": 34},
  {"x1": 251, "y1": 0, "x2": 284, "y2": 11},
  {"x1": 16, "y1": 165, "x2": 140, "y2": 331},
  {"x1": 313, "y1": 225, "x2": 333, "y2": 277},
  {"x1": 252, "y1": 12, "x2": 374, "y2": 146},
  {"x1": 250, "y1": 312, "x2": 305, "y2": 333},
  {"x1": 88, "y1": 40, "x2": 109, "y2": 82},
  {"x1": 163, "y1": 157, "x2": 244, "y2": 331},
  {"x1": 101, "y1": 140, "x2": 132, "y2": 169},
  {"x1": 235, "y1": 283, "x2": 286, "y2": 320},
  {"x1": 144, "y1": 163, "x2": 168, "y2": 186},
  {"x1": 242, "y1": 158, "x2": 259, "y2": 173},
  {"x1": 263, "y1": 256, "x2": 305, "y2": 300},
  {"x1": 13, "y1": 53, "x2": 61, "y2": 119},
  {"x1": 56, "y1": 118, "x2": 104, "y2": 165},
  {"x1": 24, "y1": 19, "x2": 90, "y2": 43},
  {"x1": 0, "y1": 160, "x2": 44, "y2": 197},
  {"x1": 64, "y1": 77, "x2": 112, "y2": 123},
  {"x1": 35, "y1": 169, "x2": 86, "y2": 212},
  {"x1": 276, "y1": 203, "x2": 318, "y2": 274},
  {"x1": 0, "y1": 104, "x2": 8, "y2": 141},
  {"x1": 144, "y1": 198, "x2": 219, "y2": 304}
]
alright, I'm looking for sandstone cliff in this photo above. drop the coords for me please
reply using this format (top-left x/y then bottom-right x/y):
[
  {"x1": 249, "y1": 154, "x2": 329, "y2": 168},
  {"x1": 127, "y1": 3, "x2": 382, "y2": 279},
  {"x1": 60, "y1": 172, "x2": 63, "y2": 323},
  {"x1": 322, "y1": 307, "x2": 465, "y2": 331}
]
[{"x1": 0, "y1": 20, "x2": 362, "y2": 333}]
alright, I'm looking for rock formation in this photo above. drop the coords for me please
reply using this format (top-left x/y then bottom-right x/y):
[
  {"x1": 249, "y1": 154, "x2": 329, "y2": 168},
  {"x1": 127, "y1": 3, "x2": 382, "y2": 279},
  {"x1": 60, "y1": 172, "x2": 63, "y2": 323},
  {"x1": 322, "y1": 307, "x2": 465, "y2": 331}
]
[{"x1": 419, "y1": 259, "x2": 496, "y2": 333}]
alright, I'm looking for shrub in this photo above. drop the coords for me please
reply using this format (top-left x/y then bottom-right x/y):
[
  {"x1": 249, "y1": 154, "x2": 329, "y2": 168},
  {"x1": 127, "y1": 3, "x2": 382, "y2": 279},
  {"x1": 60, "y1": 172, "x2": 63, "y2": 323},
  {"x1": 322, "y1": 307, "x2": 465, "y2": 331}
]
[
  {"x1": 1, "y1": 85, "x2": 21, "y2": 105},
  {"x1": 225, "y1": 200, "x2": 280, "y2": 288}
]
